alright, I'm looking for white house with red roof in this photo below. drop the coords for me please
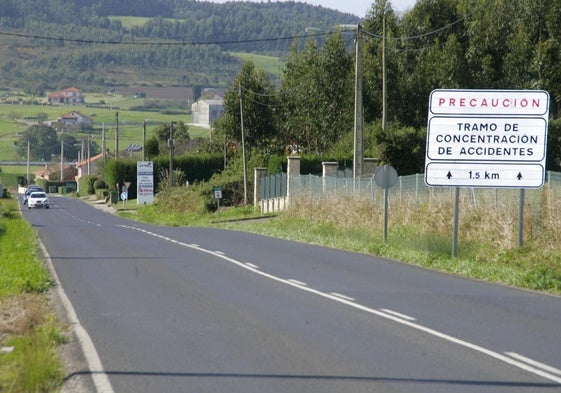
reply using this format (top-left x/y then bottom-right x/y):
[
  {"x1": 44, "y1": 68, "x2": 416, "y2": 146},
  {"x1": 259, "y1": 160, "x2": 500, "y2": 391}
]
[
  {"x1": 58, "y1": 111, "x2": 93, "y2": 130},
  {"x1": 47, "y1": 87, "x2": 84, "y2": 105}
]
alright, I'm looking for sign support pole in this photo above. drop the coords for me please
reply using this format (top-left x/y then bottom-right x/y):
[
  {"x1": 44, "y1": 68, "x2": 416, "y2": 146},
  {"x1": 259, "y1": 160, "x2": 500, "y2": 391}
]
[
  {"x1": 518, "y1": 189, "x2": 525, "y2": 246},
  {"x1": 383, "y1": 188, "x2": 388, "y2": 243},
  {"x1": 452, "y1": 187, "x2": 460, "y2": 258}
]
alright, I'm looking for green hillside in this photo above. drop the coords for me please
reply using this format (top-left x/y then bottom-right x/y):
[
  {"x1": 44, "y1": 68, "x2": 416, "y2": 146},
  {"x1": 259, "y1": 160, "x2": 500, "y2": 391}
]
[{"x1": 0, "y1": 0, "x2": 358, "y2": 91}]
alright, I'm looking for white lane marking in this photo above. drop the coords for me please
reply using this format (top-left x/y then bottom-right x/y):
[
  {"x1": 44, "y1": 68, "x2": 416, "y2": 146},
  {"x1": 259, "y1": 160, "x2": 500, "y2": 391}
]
[
  {"x1": 505, "y1": 352, "x2": 561, "y2": 377},
  {"x1": 126, "y1": 225, "x2": 561, "y2": 385},
  {"x1": 287, "y1": 279, "x2": 307, "y2": 286},
  {"x1": 245, "y1": 263, "x2": 259, "y2": 269},
  {"x1": 39, "y1": 241, "x2": 115, "y2": 393},
  {"x1": 330, "y1": 292, "x2": 355, "y2": 301},
  {"x1": 380, "y1": 308, "x2": 416, "y2": 321},
  {"x1": 214, "y1": 251, "x2": 225, "y2": 255}
]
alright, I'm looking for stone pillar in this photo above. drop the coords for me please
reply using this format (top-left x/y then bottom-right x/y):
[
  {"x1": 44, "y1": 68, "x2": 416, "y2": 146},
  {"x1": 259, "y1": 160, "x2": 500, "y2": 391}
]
[
  {"x1": 322, "y1": 162, "x2": 338, "y2": 177},
  {"x1": 322, "y1": 161, "x2": 338, "y2": 194},
  {"x1": 286, "y1": 156, "x2": 301, "y2": 205},
  {"x1": 254, "y1": 167, "x2": 267, "y2": 208},
  {"x1": 363, "y1": 158, "x2": 380, "y2": 178}
]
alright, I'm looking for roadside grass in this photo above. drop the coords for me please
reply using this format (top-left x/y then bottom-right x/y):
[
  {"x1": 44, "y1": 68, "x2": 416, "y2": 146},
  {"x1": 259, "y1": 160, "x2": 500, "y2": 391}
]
[
  {"x1": 134, "y1": 191, "x2": 561, "y2": 295},
  {"x1": 0, "y1": 197, "x2": 65, "y2": 393}
]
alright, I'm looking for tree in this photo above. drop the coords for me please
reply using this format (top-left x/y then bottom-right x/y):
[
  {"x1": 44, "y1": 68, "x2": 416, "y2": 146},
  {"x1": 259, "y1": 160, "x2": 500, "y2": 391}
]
[
  {"x1": 214, "y1": 60, "x2": 279, "y2": 152},
  {"x1": 279, "y1": 31, "x2": 353, "y2": 155},
  {"x1": 153, "y1": 122, "x2": 191, "y2": 156},
  {"x1": 145, "y1": 136, "x2": 160, "y2": 159},
  {"x1": 16, "y1": 124, "x2": 58, "y2": 161}
]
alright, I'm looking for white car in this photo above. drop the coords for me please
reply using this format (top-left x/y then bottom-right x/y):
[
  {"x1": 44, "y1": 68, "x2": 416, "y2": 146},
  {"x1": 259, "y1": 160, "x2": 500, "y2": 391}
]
[{"x1": 27, "y1": 191, "x2": 50, "y2": 209}]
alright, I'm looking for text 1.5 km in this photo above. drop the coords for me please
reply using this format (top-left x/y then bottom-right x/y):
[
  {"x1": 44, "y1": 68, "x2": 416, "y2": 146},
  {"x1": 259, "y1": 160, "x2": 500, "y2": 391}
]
[{"x1": 468, "y1": 171, "x2": 500, "y2": 180}]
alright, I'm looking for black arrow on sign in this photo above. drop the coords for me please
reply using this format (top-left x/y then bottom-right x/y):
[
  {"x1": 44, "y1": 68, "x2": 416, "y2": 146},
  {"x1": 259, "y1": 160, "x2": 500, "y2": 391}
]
[
  {"x1": 446, "y1": 171, "x2": 453, "y2": 179},
  {"x1": 517, "y1": 172, "x2": 523, "y2": 180}
]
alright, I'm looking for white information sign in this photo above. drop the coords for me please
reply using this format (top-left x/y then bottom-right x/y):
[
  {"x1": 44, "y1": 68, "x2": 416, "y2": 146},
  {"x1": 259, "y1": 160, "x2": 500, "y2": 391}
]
[
  {"x1": 425, "y1": 89, "x2": 549, "y2": 188},
  {"x1": 137, "y1": 161, "x2": 154, "y2": 205}
]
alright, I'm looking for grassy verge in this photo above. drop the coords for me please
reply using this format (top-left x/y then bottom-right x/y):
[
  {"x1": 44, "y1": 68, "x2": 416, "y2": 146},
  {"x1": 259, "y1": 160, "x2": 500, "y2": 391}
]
[
  {"x1": 132, "y1": 190, "x2": 561, "y2": 295},
  {"x1": 0, "y1": 197, "x2": 65, "y2": 393}
]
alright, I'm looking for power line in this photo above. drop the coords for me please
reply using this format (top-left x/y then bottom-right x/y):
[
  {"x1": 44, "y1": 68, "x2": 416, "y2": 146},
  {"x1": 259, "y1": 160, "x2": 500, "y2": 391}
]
[{"x1": 0, "y1": 29, "x2": 329, "y2": 46}]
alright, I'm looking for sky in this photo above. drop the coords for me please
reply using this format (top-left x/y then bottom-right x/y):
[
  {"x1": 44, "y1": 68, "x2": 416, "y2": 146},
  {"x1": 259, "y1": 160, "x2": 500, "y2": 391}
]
[{"x1": 206, "y1": 0, "x2": 418, "y2": 17}]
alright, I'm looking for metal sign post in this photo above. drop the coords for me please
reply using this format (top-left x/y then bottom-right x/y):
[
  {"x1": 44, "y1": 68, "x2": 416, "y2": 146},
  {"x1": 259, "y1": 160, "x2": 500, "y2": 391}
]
[
  {"x1": 214, "y1": 186, "x2": 222, "y2": 218},
  {"x1": 374, "y1": 165, "x2": 398, "y2": 243}
]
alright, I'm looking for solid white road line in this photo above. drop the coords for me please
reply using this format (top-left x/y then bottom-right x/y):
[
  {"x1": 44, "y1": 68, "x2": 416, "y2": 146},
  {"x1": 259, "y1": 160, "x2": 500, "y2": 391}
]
[
  {"x1": 40, "y1": 241, "x2": 115, "y2": 393},
  {"x1": 505, "y1": 352, "x2": 561, "y2": 377}
]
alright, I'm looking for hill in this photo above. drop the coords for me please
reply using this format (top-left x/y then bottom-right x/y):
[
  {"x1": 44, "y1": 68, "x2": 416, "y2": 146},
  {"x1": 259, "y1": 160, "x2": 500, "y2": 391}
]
[{"x1": 0, "y1": 0, "x2": 359, "y2": 92}]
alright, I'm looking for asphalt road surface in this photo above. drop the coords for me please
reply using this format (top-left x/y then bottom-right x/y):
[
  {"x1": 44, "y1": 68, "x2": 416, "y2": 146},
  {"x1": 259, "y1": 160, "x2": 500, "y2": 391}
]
[{"x1": 21, "y1": 196, "x2": 561, "y2": 393}]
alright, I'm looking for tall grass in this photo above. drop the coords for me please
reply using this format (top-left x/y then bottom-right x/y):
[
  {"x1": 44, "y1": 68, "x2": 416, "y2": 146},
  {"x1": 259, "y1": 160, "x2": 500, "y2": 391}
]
[
  {"x1": 0, "y1": 198, "x2": 64, "y2": 392},
  {"x1": 219, "y1": 190, "x2": 561, "y2": 294}
]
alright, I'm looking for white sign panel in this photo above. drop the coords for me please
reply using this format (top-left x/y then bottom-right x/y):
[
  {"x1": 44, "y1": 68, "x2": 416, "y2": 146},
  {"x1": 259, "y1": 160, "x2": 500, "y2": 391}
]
[
  {"x1": 425, "y1": 89, "x2": 549, "y2": 188},
  {"x1": 137, "y1": 161, "x2": 154, "y2": 205}
]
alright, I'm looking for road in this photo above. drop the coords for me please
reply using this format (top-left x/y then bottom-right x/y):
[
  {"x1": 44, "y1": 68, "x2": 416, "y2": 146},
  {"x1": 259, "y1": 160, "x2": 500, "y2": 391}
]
[{"x1": 21, "y1": 196, "x2": 561, "y2": 393}]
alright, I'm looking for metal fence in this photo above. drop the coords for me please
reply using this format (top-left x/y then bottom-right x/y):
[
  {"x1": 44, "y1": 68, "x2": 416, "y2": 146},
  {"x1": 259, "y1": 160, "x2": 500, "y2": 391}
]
[
  {"x1": 288, "y1": 171, "x2": 561, "y2": 211},
  {"x1": 260, "y1": 172, "x2": 287, "y2": 199}
]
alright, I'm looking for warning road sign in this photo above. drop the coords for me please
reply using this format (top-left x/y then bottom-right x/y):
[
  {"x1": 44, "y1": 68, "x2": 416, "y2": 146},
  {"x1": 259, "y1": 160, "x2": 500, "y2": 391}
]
[{"x1": 425, "y1": 89, "x2": 549, "y2": 188}]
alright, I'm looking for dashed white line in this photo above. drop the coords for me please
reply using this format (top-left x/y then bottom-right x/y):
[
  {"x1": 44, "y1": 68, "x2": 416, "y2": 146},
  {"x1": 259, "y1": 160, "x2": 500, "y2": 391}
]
[
  {"x1": 380, "y1": 308, "x2": 416, "y2": 321},
  {"x1": 287, "y1": 279, "x2": 307, "y2": 286},
  {"x1": 330, "y1": 292, "x2": 355, "y2": 301}
]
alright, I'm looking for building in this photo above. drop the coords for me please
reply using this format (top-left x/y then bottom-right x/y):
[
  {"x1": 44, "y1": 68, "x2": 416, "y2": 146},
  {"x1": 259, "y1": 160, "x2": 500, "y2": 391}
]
[
  {"x1": 59, "y1": 111, "x2": 93, "y2": 130},
  {"x1": 75, "y1": 152, "x2": 109, "y2": 180},
  {"x1": 47, "y1": 87, "x2": 84, "y2": 105},
  {"x1": 34, "y1": 164, "x2": 78, "y2": 182},
  {"x1": 191, "y1": 96, "x2": 224, "y2": 127}
]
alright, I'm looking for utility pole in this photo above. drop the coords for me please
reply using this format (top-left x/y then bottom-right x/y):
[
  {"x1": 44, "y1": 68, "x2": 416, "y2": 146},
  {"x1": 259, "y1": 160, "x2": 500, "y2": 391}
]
[
  {"x1": 354, "y1": 24, "x2": 364, "y2": 179},
  {"x1": 142, "y1": 120, "x2": 147, "y2": 161},
  {"x1": 102, "y1": 122, "x2": 107, "y2": 165},
  {"x1": 60, "y1": 140, "x2": 64, "y2": 181},
  {"x1": 115, "y1": 111, "x2": 119, "y2": 161},
  {"x1": 168, "y1": 121, "x2": 175, "y2": 187},
  {"x1": 340, "y1": 24, "x2": 364, "y2": 179},
  {"x1": 87, "y1": 134, "x2": 91, "y2": 175},
  {"x1": 26, "y1": 141, "x2": 30, "y2": 186},
  {"x1": 239, "y1": 81, "x2": 248, "y2": 205},
  {"x1": 382, "y1": 12, "x2": 387, "y2": 135}
]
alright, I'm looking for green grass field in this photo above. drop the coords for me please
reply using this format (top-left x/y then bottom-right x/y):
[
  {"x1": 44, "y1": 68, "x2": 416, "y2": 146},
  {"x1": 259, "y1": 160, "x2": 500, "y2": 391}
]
[
  {"x1": 0, "y1": 96, "x2": 209, "y2": 162},
  {"x1": 229, "y1": 52, "x2": 284, "y2": 77}
]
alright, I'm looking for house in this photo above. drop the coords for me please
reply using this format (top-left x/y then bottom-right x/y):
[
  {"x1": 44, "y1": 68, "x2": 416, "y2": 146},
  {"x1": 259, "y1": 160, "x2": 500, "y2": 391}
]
[
  {"x1": 59, "y1": 111, "x2": 93, "y2": 130},
  {"x1": 47, "y1": 87, "x2": 84, "y2": 105},
  {"x1": 35, "y1": 164, "x2": 78, "y2": 182},
  {"x1": 191, "y1": 96, "x2": 224, "y2": 127},
  {"x1": 75, "y1": 152, "x2": 109, "y2": 180}
]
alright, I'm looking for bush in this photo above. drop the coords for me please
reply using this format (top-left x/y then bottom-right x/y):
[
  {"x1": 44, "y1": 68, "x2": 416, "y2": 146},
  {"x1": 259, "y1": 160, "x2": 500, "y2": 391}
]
[
  {"x1": 94, "y1": 179, "x2": 106, "y2": 189},
  {"x1": 78, "y1": 175, "x2": 98, "y2": 195}
]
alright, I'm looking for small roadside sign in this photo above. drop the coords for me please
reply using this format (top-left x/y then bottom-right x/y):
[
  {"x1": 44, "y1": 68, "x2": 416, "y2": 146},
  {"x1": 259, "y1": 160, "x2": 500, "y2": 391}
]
[{"x1": 214, "y1": 186, "x2": 222, "y2": 199}]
